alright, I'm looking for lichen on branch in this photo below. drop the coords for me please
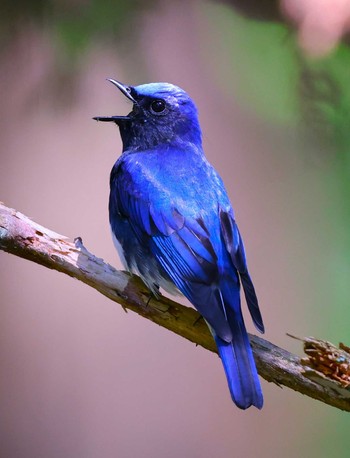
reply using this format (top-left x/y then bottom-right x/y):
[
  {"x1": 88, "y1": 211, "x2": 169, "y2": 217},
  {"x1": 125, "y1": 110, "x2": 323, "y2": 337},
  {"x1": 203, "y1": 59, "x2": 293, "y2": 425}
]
[{"x1": 1, "y1": 201, "x2": 350, "y2": 412}]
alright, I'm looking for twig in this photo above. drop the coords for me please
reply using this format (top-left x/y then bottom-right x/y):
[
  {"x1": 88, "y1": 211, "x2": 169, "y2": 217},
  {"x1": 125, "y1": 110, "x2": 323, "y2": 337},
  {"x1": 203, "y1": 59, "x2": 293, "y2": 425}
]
[{"x1": 1, "y1": 202, "x2": 349, "y2": 411}]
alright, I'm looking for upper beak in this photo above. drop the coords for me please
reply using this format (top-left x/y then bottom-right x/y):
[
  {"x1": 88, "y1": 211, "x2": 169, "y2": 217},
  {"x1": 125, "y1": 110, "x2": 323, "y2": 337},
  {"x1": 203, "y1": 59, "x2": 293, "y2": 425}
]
[
  {"x1": 93, "y1": 79, "x2": 136, "y2": 124},
  {"x1": 107, "y1": 79, "x2": 137, "y2": 103}
]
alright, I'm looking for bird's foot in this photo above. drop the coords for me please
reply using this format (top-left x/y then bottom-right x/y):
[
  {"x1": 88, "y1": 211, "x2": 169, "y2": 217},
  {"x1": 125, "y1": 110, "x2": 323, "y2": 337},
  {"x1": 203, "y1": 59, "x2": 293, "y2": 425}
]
[
  {"x1": 192, "y1": 314, "x2": 204, "y2": 327},
  {"x1": 146, "y1": 284, "x2": 160, "y2": 307}
]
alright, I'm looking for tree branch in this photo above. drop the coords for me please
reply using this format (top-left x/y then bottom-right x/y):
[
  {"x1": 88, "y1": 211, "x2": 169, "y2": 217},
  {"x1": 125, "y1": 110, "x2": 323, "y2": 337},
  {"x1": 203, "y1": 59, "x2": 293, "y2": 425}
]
[{"x1": 1, "y1": 201, "x2": 350, "y2": 411}]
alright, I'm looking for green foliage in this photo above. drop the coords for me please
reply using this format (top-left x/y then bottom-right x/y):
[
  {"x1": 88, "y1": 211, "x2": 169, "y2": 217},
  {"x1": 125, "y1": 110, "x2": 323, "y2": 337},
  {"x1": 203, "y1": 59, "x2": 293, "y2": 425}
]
[
  {"x1": 203, "y1": 3, "x2": 299, "y2": 124},
  {"x1": 0, "y1": 0, "x2": 149, "y2": 58},
  {"x1": 52, "y1": 0, "x2": 147, "y2": 57}
]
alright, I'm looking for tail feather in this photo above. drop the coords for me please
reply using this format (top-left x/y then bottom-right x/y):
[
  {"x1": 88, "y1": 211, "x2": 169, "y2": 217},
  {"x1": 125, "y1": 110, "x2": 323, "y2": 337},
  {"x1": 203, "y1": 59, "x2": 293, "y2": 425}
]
[{"x1": 214, "y1": 300, "x2": 263, "y2": 409}]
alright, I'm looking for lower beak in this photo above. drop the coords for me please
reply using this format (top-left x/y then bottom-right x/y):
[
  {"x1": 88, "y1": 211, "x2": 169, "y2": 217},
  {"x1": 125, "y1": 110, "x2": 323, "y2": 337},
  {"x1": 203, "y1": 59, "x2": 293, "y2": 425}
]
[{"x1": 93, "y1": 115, "x2": 130, "y2": 125}]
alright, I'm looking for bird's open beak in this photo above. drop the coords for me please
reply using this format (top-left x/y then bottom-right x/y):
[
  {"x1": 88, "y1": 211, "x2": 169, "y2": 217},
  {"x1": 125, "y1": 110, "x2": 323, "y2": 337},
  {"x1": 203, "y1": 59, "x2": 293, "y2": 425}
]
[{"x1": 93, "y1": 79, "x2": 136, "y2": 124}]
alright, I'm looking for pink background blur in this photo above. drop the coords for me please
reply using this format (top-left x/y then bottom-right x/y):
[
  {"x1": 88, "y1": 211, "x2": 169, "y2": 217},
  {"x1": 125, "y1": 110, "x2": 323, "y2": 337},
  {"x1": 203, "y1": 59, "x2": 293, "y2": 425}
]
[{"x1": 1, "y1": 2, "x2": 349, "y2": 457}]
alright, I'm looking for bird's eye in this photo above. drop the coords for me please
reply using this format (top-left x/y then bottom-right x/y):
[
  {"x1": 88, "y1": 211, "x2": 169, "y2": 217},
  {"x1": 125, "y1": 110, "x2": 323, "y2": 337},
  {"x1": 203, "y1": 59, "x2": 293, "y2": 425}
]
[{"x1": 150, "y1": 100, "x2": 166, "y2": 114}]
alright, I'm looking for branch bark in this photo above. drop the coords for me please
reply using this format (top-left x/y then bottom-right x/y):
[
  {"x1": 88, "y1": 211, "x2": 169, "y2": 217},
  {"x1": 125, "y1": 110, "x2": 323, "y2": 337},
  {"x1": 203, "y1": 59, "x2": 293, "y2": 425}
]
[{"x1": 1, "y1": 202, "x2": 350, "y2": 411}]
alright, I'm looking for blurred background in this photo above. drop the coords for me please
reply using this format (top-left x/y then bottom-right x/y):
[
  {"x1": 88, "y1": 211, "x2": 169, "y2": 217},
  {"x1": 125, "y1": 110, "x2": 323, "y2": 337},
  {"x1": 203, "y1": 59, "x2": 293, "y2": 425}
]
[{"x1": 1, "y1": 1, "x2": 350, "y2": 457}]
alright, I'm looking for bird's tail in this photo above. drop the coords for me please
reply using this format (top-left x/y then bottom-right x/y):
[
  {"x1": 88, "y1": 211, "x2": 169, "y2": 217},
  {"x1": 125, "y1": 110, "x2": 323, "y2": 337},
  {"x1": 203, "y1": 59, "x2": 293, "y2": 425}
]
[{"x1": 214, "y1": 290, "x2": 263, "y2": 409}]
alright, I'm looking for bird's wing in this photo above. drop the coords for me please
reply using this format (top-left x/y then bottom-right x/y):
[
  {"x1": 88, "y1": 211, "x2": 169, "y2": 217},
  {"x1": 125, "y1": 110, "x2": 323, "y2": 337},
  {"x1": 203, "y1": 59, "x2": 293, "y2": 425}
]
[
  {"x1": 111, "y1": 155, "x2": 233, "y2": 341},
  {"x1": 219, "y1": 209, "x2": 264, "y2": 333}
]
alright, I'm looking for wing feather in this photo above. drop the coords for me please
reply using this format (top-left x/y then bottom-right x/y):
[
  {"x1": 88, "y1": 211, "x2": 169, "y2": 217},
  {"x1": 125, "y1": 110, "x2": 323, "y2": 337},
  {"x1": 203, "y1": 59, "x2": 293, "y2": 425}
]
[
  {"x1": 112, "y1": 159, "x2": 233, "y2": 340},
  {"x1": 219, "y1": 208, "x2": 264, "y2": 333}
]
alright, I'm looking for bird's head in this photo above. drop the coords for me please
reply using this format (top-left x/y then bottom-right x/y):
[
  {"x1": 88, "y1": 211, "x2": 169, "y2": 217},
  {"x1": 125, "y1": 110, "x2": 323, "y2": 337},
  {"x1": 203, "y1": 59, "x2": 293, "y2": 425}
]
[{"x1": 94, "y1": 80, "x2": 202, "y2": 151}]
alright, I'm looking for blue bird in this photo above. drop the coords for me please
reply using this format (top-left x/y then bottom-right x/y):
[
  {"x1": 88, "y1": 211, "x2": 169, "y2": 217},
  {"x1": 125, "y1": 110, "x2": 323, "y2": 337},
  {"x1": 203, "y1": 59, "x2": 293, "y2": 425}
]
[{"x1": 94, "y1": 79, "x2": 264, "y2": 409}]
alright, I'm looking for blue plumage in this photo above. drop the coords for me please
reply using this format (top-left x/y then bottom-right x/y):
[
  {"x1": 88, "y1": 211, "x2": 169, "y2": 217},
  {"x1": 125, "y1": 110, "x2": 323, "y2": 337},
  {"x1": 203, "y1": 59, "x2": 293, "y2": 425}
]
[{"x1": 94, "y1": 80, "x2": 265, "y2": 409}]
